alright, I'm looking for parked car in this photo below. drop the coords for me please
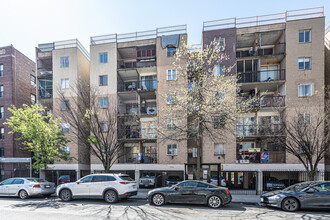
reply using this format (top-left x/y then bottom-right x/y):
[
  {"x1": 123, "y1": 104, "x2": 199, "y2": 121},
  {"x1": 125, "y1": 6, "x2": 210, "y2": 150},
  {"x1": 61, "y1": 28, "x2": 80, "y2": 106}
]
[
  {"x1": 147, "y1": 180, "x2": 232, "y2": 208},
  {"x1": 57, "y1": 174, "x2": 137, "y2": 203},
  {"x1": 264, "y1": 177, "x2": 286, "y2": 191},
  {"x1": 58, "y1": 175, "x2": 71, "y2": 185},
  {"x1": 260, "y1": 181, "x2": 330, "y2": 212},
  {"x1": 139, "y1": 173, "x2": 161, "y2": 188},
  {"x1": 166, "y1": 176, "x2": 181, "y2": 187},
  {"x1": 210, "y1": 176, "x2": 227, "y2": 187},
  {"x1": 0, "y1": 177, "x2": 55, "y2": 199}
]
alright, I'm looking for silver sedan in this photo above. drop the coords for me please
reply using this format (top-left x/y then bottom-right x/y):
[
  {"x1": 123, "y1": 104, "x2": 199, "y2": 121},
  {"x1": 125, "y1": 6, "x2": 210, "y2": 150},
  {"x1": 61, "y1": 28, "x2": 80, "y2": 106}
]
[
  {"x1": 260, "y1": 181, "x2": 330, "y2": 211},
  {"x1": 0, "y1": 177, "x2": 55, "y2": 199}
]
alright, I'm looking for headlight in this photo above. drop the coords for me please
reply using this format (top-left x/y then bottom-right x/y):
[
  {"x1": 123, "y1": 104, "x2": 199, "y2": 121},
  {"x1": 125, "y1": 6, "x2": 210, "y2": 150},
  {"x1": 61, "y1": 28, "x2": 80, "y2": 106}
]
[{"x1": 268, "y1": 195, "x2": 280, "y2": 200}]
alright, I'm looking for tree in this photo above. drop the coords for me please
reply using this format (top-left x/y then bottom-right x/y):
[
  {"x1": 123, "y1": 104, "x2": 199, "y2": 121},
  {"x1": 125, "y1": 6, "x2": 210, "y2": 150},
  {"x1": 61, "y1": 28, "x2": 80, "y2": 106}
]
[
  {"x1": 57, "y1": 79, "x2": 131, "y2": 173},
  {"x1": 158, "y1": 40, "x2": 255, "y2": 180},
  {"x1": 270, "y1": 106, "x2": 330, "y2": 181},
  {"x1": 5, "y1": 104, "x2": 71, "y2": 172}
]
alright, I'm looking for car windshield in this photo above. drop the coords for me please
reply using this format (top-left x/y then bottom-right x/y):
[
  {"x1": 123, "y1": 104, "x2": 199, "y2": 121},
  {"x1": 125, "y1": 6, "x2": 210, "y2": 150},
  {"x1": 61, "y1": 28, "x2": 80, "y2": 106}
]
[
  {"x1": 120, "y1": 175, "x2": 133, "y2": 181},
  {"x1": 27, "y1": 178, "x2": 47, "y2": 183},
  {"x1": 141, "y1": 174, "x2": 155, "y2": 178},
  {"x1": 284, "y1": 182, "x2": 316, "y2": 192},
  {"x1": 168, "y1": 176, "x2": 180, "y2": 180}
]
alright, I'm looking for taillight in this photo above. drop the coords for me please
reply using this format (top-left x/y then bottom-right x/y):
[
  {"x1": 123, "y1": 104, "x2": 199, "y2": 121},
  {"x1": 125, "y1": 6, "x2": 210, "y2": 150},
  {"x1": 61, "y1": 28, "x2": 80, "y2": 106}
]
[
  {"x1": 224, "y1": 189, "x2": 230, "y2": 194},
  {"x1": 119, "y1": 182, "x2": 129, "y2": 184},
  {"x1": 33, "y1": 184, "x2": 41, "y2": 188}
]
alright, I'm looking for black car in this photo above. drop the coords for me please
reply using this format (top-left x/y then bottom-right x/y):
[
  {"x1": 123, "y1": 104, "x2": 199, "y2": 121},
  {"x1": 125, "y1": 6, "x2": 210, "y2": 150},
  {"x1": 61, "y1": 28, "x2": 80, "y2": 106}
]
[
  {"x1": 147, "y1": 180, "x2": 232, "y2": 208},
  {"x1": 166, "y1": 176, "x2": 181, "y2": 187}
]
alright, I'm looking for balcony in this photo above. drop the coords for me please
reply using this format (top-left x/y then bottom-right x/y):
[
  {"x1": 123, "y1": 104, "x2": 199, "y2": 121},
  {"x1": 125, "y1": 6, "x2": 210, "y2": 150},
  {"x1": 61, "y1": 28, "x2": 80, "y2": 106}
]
[
  {"x1": 236, "y1": 125, "x2": 283, "y2": 137},
  {"x1": 236, "y1": 151, "x2": 285, "y2": 164},
  {"x1": 260, "y1": 96, "x2": 285, "y2": 108},
  {"x1": 120, "y1": 153, "x2": 157, "y2": 164},
  {"x1": 238, "y1": 69, "x2": 285, "y2": 84},
  {"x1": 119, "y1": 128, "x2": 157, "y2": 140},
  {"x1": 118, "y1": 103, "x2": 157, "y2": 116},
  {"x1": 236, "y1": 43, "x2": 285, "y2": 58},
  {"x1": 117, "y1": 80, "x2": 157, "y2": 92}
]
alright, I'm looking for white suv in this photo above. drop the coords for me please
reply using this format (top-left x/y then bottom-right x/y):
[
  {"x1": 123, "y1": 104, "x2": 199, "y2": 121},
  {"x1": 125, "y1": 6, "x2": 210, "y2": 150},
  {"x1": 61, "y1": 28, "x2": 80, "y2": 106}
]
[{"x1": 56, "y1": 174, "x2": 137, "y2": 203}]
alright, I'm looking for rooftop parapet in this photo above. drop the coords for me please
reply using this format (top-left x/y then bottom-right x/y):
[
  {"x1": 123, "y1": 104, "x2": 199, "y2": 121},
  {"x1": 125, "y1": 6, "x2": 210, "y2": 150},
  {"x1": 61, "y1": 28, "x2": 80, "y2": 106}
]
[
  {"x1": 37, "y1": 39, "x2": 90, "y2": 60},
  {"x1": 90, "y1": 24, "x2": 187, "y2": 45},
  {"x1": 203, "y1": 7, "x2": 324, "y2": 31}
]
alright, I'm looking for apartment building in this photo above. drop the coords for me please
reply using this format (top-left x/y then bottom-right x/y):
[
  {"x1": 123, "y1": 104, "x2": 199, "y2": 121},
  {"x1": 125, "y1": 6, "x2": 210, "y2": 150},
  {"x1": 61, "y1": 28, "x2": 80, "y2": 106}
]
[
  {"x1": 89, "y1": 26, "x2": 188, "y2": 182},
  {"x1": 0, "y1": 45, "x2": 36, "y2": 181},
  {"x1": 201, "y1": 7, "x2": 326, "y2": 191},
  {"x1": 36, "y1": 40, "x2": 90, "y2": 181}
]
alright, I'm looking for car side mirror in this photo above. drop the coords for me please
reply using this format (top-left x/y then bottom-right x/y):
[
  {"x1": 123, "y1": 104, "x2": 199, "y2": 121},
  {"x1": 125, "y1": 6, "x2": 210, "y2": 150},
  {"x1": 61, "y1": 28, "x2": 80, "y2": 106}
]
[
  {"x1": 76, "y1": 181, "x2": 81, "y2": 184},
  {"x1": 306, "y1": 188, "x2": 316, "y2": 193},
  {"x1": 173, "y1": 186, "x2": 178, "y2": 190}
]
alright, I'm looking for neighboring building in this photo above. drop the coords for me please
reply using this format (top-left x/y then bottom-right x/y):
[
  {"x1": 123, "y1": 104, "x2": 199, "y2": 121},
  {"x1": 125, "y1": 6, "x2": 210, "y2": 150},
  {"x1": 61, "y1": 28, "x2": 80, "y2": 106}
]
[
  {"x1": 0, "y1": 45, "x2": 36, "y2": 181},
  {"x1": 202, "y1": 7, "x2": 326, "y2": 192},
  {"x1": 36, "y1": 40, "x2": 90, "y2": 182}
]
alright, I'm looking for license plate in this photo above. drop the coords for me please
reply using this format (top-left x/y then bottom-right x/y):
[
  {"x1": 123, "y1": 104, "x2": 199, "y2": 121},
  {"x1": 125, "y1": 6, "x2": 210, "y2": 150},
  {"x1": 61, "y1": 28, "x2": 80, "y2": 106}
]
[
  {"x1": 132, "y1": 185, "x2": 136, "y2": 188},
  {"x1": 145, "y1": 185, "x2": 148, "y2": 187},
  {"x1": 45, "y1": 185, "x2": 50, "y2": 188},
  {"x1": 261, "y1": 197, "x2": 264, "y2": 202}
]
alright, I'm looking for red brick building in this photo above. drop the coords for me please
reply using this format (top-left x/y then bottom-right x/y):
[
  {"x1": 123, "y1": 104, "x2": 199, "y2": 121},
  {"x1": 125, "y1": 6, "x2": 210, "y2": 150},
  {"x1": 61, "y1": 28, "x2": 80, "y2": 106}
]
[{"x1": 0, "y1": 45, "x2": 36, "y2": 180}]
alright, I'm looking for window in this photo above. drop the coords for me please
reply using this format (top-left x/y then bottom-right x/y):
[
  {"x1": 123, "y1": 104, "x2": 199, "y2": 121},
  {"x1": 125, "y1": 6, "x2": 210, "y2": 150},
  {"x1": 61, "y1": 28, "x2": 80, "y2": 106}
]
[
  {"x1": 62, "y1": 123, "x2": 70, "y2": 133},
  {"x1": 167, "y1": 118, "x2": 177, "y2": 130},
  {"x1": 312, "y1": 183, "x2": 330, "y2": 192},
  {"x1": 166, "y1": 93, "x2": 177, "y2": 104},
  {"x1": 30, "y1": 94, "x2": 36, "y2": 105},
  {"x1": 167, "y1": 47, "x2": 177, "y2": 57},
  {"x1": 299, "y1": 30, "x2": 311, "y2": 43},
  {"x1": 60, "y1": 57, "x2": 69, "y2": 67},
  {"x1": 61, "y1": 79, "x2": 69, "y2": 89},
  {"x1": 0, "y1": 64, "x2": 3, "y2": 77},
  {"x1": 298, "y1": 113, "x2": 311, "y2": 125},
  {"x1": 214, "y1": 65, "x2": 225, "y2": 76},
  {"x1": 214, "y1": 39, "x2": 225, "y2": 51},
  {"x1": 298, "y1": 84, "x2": 313, "y2": 97},
  {"x1": 30, "y1": 75, "x2": 36, "y2": 87},
  {"x1": 79, "y1": 175, "x2": 93, "y2": 183},
  {"x1": 213, "y1": 116, "x2": 226, "y2": 129},
  {"x1": 0, "y1": 106, "x2": 3, "y2": 119},
  {"x1": 177, "y1": 181, "x2": 197, "y2": 188},
  {"x1": 93, "y1": 175, "x2": 116, "y2": 182},
  {"x1": 38, "y1": 79, "x2": 52, "y2": 98},
  {"x1": 99, "y1": 97, "x2": 108, "y2": 108},
  {"x1": 136, "y1": 47, "x2": 156, "y2": 58},
  {"x1": 0, "y1": 85, "x2": 3, "y2": 97},
  {"x1": 99, "y1": 75, "x2": 108, "y2": 86},
  {"x1": 0, "y1": 127, "x2": 4, "y2": 140},
  {"x1": 214, "y1": 90, "x2": 225, "y2": 102},
  {"x1": 214, "y1": 143, "x2": 225, "y2": 155},
  {"x1": 62, "y1": 146, "x2": 70, "y2": 155},
  {"x1": 167, "y1": 69, "x2": 177, "y2": 80},
  {"x1": 167, "y1": 144, "x2": 177, "y2": 155},
  {"x1": 61, "y1": 100, "x2": 70, "y2": 111},
  {"x1": 12, "y1": 179, "x2": 24, "y2": 185},
  {"x1": 99, "y1": 53, "x2": 108, "y2": 63},
  {"x1": 100, "y1": 122, "x2": 108, "y2": 132},
  {"x1": 0, "y1": 148, "x2": 4, "y2": 157},
  {"x1": 236, "y1": 117, "x2": 255, "y2": 136},
  {"x1": 298, "y1": 58, "x2": 311, "y2": 70},
  {"x1": 0, "y1": 179, "x2": 14, "y2": 185},
  {"x1": 141, "y1": 75, "x2": 157, "y2": 90}
]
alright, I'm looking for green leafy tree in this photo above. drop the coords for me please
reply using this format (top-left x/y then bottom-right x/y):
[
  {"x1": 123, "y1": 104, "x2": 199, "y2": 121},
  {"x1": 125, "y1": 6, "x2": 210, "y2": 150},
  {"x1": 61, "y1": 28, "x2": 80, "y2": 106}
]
[{"x1": 5, "y1": 104, "x2": 71, "y2": 171}]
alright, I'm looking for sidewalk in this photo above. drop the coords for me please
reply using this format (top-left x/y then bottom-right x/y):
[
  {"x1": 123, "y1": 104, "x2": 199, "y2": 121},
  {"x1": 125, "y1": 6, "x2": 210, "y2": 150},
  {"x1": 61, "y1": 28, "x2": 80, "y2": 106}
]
[{"x1": 131, "y1": 189, "x2": 260, "y2": 204}]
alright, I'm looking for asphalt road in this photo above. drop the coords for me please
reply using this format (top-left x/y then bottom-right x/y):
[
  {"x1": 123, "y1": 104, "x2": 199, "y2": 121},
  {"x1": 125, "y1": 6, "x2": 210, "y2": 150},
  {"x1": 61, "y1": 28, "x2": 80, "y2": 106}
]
[{"x1": 0, "y1": 197, "x2": 329, "y2": 220}]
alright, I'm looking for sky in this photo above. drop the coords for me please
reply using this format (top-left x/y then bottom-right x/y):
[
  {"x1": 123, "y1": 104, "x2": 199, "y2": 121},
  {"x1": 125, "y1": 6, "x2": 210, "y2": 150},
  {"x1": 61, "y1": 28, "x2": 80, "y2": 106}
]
[{"x1": 0, "y1": 0, "x2": 329, "y2": 61}]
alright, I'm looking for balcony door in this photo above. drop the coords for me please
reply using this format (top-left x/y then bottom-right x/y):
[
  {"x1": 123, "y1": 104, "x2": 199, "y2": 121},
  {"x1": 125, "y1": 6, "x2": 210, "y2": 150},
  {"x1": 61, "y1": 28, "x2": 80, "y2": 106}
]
[{"x1": 260, "y1": 65, "x2": 279, "y2": 82}]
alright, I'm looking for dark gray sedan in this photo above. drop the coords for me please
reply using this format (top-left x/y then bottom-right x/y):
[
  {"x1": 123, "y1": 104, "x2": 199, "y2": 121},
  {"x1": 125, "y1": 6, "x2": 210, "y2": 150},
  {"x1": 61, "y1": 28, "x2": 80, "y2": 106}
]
[
  {"x1": 147, "y1": 180, "x2": 232, "y2": 208},
  {"x1": 260, "y1": 181, "x2": 330, "y2": 211}
]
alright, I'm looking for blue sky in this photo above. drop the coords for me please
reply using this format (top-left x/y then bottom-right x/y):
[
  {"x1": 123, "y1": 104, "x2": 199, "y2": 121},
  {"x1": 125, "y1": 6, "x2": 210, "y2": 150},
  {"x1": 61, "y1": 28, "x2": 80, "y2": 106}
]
[{"x1": 0, "y1": 0, "x2": 329, "y2": 60}]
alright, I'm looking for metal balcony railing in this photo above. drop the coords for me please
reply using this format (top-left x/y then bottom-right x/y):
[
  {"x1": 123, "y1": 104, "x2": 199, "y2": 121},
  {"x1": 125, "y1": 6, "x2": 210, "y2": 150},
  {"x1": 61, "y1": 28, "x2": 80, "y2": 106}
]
[
  {"x1": 236, "y1": 43, "x2": 285, "y2": 58},
  {"x1": 120, "y1": 153, "x2": 157, "y2": 164},
  {"x1": 236, "y1": 125, "x2": 283, "y2": 137},
  {"x1": 117, "y1": 60, "x2": 157, "y2": 69},
  {"x1": 236, "y1": 151, "x2": 285, "y2": 163},
  {"x1": 117, "y1": 80, "x2": 157, "y2": 92},
  {"x1": 203, "y1": 7, "x2": 324, "y2": 31},
  {"x1": 119, "y1": 128, "x2": 157, "y2": 140},
  {"x1": 118, "y1": 103, "x2": 157, "y2": 115},
  {"x1": 260, "y1": 96, "x2": 285, "y2": 108},
  {"x1": 237, "y1": 69, "x2": 286, "y2": 83}
]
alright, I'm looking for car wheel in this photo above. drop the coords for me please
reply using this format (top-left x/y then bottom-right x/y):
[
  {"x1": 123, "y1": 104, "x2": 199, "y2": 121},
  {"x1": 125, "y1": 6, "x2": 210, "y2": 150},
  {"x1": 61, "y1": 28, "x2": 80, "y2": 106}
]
[
  {"x1": 60, "y1": 189, "x2": 72, "y2": 202},
  {"x1": 208, "y1": 195, "x2": 222, "y2": 208},
  {"x1": 19, "y1": 190, "x2": 29, "y2": 200},
  {"x1": 151, "y1": 193, "x2": 165, "y2": 206},
  {"x1": 104, "y1": 190, "x2": 118, "y2": 203},
  {"x1": 282, "y1": 197, "x2": 299, "y2": 212}
]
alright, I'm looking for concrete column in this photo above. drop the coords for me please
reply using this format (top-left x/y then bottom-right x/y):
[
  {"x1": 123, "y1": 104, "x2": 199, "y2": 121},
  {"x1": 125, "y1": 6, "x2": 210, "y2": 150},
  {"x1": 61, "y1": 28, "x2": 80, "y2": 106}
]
[
  {"x1": 76, "y1": 170, "x2": 81, "y2": 180},
  {"x1": 135, "y1": 169, "x2": 140, "y2": 187},
  {"x1": 257, "y1": 170, "x2": 263, "y2": 195},
  {"x1": 39, "y1": 170, "x2": 46, "y2": 179}
]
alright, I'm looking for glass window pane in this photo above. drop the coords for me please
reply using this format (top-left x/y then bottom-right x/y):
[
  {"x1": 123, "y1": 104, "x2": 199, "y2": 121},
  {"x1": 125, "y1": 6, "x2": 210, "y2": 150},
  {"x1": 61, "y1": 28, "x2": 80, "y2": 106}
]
[
  {"x1": 305, "y1": 31, "x2": 311, "y2": 42},
  {"x1": 305, "y1": 58, "x2": 311, "y2": 69},
  {"x1": 298, "y1": 58, "x2": 304, "y2": 70},
  {"x1": 299, "y1": 31, "x2": 304, "y2": 43}
]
